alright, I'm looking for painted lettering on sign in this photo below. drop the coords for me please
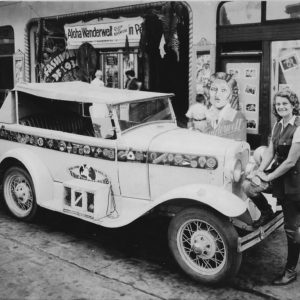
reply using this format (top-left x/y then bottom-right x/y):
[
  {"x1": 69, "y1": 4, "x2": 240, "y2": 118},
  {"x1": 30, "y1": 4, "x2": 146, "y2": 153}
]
[
  {"x1": 42, "y1": 50, "x2": 77, "y2": 82},
  {"x1": 65, "y1": 17, "x2": 143, "y2": 49},
  {"x1": 67, "y1": 26, "x2": 113, "y2": 39},
  {"x1": 207, "y1": 113, "x2": 247, "y2": 141}
]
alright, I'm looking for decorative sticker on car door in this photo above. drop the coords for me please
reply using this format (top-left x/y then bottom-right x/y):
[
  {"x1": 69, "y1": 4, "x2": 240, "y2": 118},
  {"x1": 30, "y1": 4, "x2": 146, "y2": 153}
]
[
  {"x1": 0, "y1": 127, "x2": 218, "y2": 170},
  {"x1": 69, "y1": 164, "x2": 109, "y2": 184},
  {"x1": 0, "y1": 126, "x2": 115, "y2": 161}
]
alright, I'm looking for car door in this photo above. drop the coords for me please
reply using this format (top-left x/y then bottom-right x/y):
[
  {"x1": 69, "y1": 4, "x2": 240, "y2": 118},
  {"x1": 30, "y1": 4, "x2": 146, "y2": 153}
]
[{"x1": 14, "y1": 98, "x2": 120, "y2": 219}]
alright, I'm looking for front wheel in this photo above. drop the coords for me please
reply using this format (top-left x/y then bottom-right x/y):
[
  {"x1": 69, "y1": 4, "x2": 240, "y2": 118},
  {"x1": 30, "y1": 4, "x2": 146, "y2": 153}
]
[
  {"x1": 3, "y1": 166, "x2": 37, "y2": 221},
  {"x1": 168, "y1": 207, "x2": 242, "y2": 284}
]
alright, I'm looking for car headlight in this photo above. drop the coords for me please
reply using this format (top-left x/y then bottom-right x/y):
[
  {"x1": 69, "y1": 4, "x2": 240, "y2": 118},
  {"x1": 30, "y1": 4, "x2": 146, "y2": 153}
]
[{"x1": 233, "y1": 159, "x2": 242, "y2": 182}]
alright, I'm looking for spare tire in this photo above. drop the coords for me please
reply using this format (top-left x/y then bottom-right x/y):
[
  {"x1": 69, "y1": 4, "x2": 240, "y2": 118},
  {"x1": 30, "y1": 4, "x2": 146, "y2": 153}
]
[{"x1": 77, "y1": 42, "x2": 98, "y2": 82}]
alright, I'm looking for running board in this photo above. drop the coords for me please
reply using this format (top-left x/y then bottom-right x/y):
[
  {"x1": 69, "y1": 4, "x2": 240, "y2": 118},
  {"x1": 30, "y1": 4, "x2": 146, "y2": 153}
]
[{"x1": 237, "y1": 212, "x2": 284, "y2": 252}]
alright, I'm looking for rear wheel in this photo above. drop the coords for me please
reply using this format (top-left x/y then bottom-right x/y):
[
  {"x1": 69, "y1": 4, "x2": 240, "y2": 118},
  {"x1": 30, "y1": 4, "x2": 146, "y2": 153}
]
[
  {"x1": 168, "y1": 207, "x2": 242, "y2": 284},
  {"x1": 3, "y1": 166, "x2": 37, "y2": 221}
]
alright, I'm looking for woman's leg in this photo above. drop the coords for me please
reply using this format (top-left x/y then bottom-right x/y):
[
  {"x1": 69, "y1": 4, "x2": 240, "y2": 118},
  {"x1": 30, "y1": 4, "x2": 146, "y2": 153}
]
[
  {"x1": 251, "y1": 193, "x2": 274, "y2": 227},
  {"x1": 251, "y1": 192, "x2": 273, "y2": 212},
  {"x1": 283, "y1": 198, "x2": 300, "y2": 270},
  {"x1": 273, "y1": 196, "x2": 300, "y2": 285}
]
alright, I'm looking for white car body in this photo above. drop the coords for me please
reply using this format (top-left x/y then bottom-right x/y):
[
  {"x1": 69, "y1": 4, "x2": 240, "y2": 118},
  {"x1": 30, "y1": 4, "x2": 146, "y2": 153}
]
[{"x1": 0, "y1": 81, "x2": 283, "y2": 283}]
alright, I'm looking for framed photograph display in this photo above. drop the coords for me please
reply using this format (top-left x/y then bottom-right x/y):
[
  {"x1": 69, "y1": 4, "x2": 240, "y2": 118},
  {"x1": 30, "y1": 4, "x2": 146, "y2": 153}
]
[
  {"x1": 271, "y1": 41, "x2": 300, "y2": 130},
  {"x1": 279, "y1": 52, "x2": 300, "y2": 72},
  {"x1": 225, "y1": 60, "x2": 260, "y2": 134},
  {"x1": 13, "y1": 50, "x2": 25, "y2": 86},
  {"x1": 194, "y1": 44, "x2": 215, "y2": 95}
]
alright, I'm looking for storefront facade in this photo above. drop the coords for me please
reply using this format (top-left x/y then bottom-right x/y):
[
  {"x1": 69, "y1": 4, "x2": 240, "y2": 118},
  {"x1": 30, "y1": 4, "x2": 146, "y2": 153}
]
[
  {"x1": 63, "y1": 16, "x2": 143, "y2": 89},
  {"x1": 24, "y1": 2, "x2": 192, "y2": 126},
  {"x1": 0, "y1": 1, "x2": 219, "y2": 127},
  {"x1": 4, "y1": 1, "x2": 300, "y2": 148},
  {"x1": 216, "y1": 1, "x2": 300, "y2": 148}
]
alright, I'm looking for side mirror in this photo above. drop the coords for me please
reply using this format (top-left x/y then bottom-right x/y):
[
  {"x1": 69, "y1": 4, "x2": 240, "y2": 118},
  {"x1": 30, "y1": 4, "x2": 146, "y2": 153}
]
[{"x1": 89, "y1": 104, "x2": 114, "y2": 139}]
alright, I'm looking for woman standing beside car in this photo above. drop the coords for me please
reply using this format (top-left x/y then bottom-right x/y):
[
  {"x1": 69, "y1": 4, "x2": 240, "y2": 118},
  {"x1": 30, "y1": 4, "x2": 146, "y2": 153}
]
[{"x1": 254, "y1": 88, "x2": 300, "y2": 285}]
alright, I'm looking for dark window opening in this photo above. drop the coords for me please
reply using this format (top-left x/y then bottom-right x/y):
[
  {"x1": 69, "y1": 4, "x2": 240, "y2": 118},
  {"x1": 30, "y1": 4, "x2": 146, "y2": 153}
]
[
  {"x1": 0, "y1": 26, "x2": 14, "y2": 107},
  {"x1": 18, "y1": 92, "x2": 94, "y2": 137},
  {"x1": 219, "y1": 41, "x2": 262, "y2": 54}
]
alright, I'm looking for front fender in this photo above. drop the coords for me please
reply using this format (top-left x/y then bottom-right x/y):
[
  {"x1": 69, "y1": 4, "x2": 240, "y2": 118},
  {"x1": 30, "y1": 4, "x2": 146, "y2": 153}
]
[
  {"x1": 154, "y1": 183, "x2": 247, "y2": 217},
  {"x1": 0, "y1": 148, "x2": 53, "y2": 206}
]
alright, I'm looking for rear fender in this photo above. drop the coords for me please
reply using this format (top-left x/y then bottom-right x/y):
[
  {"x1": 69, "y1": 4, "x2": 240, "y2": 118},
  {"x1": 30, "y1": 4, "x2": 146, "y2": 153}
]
[
  {"x1": 154, "y1": 183, "x2": 247, "y2": 217},
  {"x1": 0, "y1": 148, "x2": 53, "y2": 206}
]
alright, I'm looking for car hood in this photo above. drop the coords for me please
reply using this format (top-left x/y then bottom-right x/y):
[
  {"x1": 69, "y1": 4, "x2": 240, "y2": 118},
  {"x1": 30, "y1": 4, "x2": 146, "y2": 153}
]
[
  {"x1": 149, "y1": 127, "x2": 240, "y2": 157},
  {"x1": 120, "y1": 123, "x2": 240, "y2": 157}
]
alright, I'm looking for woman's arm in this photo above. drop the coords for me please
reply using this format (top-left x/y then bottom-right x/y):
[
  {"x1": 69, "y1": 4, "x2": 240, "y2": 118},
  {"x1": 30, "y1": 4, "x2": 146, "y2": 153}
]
[
  {"x1": 267, "y1": 142, "x2": 300, "y2": 181},
  {"x1": 257, "y1": 142, "x2": 275, "y2": 172}
]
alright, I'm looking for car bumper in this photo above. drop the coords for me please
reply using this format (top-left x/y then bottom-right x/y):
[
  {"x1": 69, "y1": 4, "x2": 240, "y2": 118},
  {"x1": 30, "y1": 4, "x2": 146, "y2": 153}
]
[{"x1": 237, "y1": 212, "x2": 284, "y2": 252}]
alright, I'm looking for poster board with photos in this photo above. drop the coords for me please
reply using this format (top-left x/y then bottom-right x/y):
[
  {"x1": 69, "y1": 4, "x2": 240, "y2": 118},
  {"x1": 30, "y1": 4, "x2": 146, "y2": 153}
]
[
  {"x1": 13, "y1": 51, "x2": 25, "y2": 86},
  {"x1": 195, "y1": 44, "x2": 215, "y2": 95},
  {"x1": 226, "y1": 62, "x2": 260, "y2": 134}
]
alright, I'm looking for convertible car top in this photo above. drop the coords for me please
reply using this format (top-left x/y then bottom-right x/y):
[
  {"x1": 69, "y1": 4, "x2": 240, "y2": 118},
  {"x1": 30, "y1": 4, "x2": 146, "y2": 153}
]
[{"x1": 13, "y1": 81, "x2": 174, "y2": 104}]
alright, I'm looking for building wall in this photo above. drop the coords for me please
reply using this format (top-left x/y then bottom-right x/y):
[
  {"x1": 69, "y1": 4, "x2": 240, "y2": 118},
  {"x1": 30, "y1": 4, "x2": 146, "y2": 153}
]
[
  {"x1": 0, "y1": 1, "x2": 218, "y2": 57},
  {"x1": 189, "y1": 1, "x2": 218, "y2": 102},
  {"x1": 0, "y1": 1, "x2": 145, "y2": 52},
  {"x1": 190, "y1": 1, "x2": 217, "y2": 45},
  {"x1": 0, "y1": 1, "x2": 218, "y2": 108}
]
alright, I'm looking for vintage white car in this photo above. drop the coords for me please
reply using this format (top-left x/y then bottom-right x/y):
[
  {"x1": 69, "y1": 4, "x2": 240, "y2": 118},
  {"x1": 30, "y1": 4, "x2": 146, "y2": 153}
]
[{"x1": 0, "y1": 82, "x2": 283, "y2": 284}]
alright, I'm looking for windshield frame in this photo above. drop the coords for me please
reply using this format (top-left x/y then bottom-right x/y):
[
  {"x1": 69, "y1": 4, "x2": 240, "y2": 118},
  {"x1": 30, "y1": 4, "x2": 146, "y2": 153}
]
[{"x1": 112, "y1": 97, "x2": 176, "y2": 134}]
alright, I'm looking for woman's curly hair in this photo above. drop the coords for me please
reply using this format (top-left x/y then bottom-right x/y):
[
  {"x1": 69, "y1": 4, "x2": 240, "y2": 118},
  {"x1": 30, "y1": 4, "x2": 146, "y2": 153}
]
[
  {"x1": 272, "y1": 88, "x2": 300, "y2": 120},
  {"x1": 204, "y1": 72, "x2": 240, "y2": 110}
]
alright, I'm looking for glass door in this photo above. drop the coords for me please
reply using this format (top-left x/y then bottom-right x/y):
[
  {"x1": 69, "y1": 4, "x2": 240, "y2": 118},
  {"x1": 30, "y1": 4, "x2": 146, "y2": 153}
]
[
  {"x1": 122, "y1": 53, "x2": 138, "y2": 89},
  {"x1": 100, "y1": 51, "x2": 138, "y2": 89},
  {"x1": 101, "y1": 53, "x2": 120, "y2": 88}
]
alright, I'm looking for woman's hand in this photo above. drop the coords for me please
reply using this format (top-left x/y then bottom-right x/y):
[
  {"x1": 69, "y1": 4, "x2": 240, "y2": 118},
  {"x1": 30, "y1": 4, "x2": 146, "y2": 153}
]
[{"x1": 256, "y1": 172, "x2": 270, "y2": 182}]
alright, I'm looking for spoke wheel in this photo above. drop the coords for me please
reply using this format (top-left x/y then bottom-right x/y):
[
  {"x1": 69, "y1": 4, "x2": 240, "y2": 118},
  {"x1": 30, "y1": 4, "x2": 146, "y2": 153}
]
[
  {"x1": 168, "y1": 207, "x2": 241, "y2": 284},
  {"x1": 178, "y1": 219, "x2": 226, "y2": 276},
  {"x1": 3, "y1": 166, "x2": 37, "y2": 221}
]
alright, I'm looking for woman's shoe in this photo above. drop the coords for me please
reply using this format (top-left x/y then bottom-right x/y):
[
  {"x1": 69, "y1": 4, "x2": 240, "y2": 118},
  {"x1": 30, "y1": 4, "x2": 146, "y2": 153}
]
[
  {"x1": 272, "y1": 268, "x2": 297, "y2": 286},
  {"x1": 253, "y1": 210, "x2": 274, "y2": 228}
]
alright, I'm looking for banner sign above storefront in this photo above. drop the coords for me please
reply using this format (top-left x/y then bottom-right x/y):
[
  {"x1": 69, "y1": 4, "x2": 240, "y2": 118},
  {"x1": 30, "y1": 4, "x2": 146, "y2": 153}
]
[{"x1": 65, "y1": 17, "x2": 143, "y2": 49}]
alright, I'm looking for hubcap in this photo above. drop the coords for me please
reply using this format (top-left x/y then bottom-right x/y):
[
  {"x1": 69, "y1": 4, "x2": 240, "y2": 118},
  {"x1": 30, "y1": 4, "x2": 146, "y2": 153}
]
[
  {"x1": 177, "y1": 219, "x2": 226, "y2": 275},
  {"x1": 191, "y1": 230, "x2": 216, "y2": 259},
  {"x1": 14, "y1": 182, "x2": 30, "y2": 204},
  {"x1": 4, "y1": 173, "x2": 33, "y2": 217}
]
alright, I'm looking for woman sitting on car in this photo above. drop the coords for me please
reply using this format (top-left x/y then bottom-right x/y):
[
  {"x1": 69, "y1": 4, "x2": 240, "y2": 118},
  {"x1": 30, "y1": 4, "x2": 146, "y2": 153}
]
[{"x1": 246, "y1": 88, "x2": 300, "y2": 286}]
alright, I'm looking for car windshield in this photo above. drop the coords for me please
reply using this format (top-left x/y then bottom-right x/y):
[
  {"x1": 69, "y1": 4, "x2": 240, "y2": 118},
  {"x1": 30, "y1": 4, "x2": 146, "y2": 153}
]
[{"x1": 114, "y1": 97, "x2": 174, "y2": 132}]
